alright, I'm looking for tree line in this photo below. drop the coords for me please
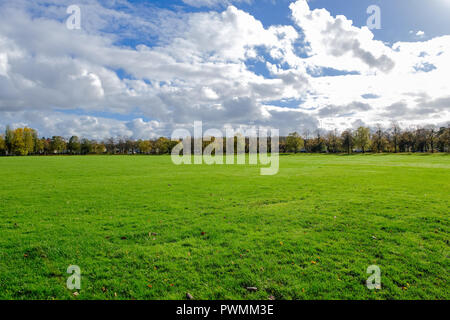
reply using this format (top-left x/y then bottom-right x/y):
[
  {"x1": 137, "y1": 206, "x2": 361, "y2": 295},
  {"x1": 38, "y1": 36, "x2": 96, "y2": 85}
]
[
  {"x1": 0, "y1": 124, "x2": 448, "y2": 156},
  {"x1": 283, "y1": 125, "x2": 449, "y2": 154}
]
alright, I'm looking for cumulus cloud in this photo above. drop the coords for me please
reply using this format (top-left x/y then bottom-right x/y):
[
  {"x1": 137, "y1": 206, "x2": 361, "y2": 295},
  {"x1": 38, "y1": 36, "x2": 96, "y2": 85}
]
[
  {"x1": 289, "y1": 0, "x2": 395, "y2": 73},
  {"x1": 318, "y1": 102, "x2": 372, "y2": 117},
  {"x1": 0, "y1": 111, "x2": 164, "y2": 140}
]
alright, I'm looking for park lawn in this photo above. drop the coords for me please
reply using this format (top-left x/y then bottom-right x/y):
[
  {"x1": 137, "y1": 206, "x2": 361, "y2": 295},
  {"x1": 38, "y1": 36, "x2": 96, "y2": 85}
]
[{"x1": 0, "y1": 154, "x2": 448, "y2": 300}]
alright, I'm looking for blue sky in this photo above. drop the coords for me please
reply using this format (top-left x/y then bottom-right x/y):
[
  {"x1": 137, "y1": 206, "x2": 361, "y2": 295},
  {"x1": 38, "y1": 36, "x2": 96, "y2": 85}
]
[
  {"x1": 142, "y1": 0, "x2": 450, "y2": 42},
  {"x1": 113, "y1": 0, "x2": 450, "y2": 82},
  {"x1": 0, "y1": 0, "x2": 449, "y2": 139},
  {"x1": 78, "y1": 0, "x2": 450, "y2": 51}
]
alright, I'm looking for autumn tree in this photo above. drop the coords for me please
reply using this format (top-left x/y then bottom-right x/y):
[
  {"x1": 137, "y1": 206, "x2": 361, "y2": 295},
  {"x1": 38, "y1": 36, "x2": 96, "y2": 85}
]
[
  {"x1": 137, "y1": 140, "x2": 152, "y2": 154},
  {"x1": 413, "y1": 128, "x2": 427, "y2": 152},
  {"x1": 437, "y1": 127, "x2": 449, "y2": 152},
  {"x1": 341, "y1": 130, "x2": 353, "y2": 154},
  {"x1": 371, "y1": 125, "x2": 387, "y2": 153},
  {"x1": 325, "y1": 129, "x2": 340, "y2": 153},
  {"x1": 23, "y1": 128, "x2": 35, "y2": 155},
  {"x1": 68, "y1": 136, "x2": 81, "y2": 154},
  {"x1": 81, "y1": 139, "x2": 93, "y2": 154},
  {"x1": 32, "y1": 130, "x2": 43, "y2": 154},
  {"x1": 43, "y1": 138, "x2": 52, "y2": 154},
  {"x1": 425, "y1": 125, "x2": 437, "y2": 153},
  {"x1": 399, "y1": 130, "x2": 414, "y2": 152},
  {"x1": 51, "y1": 136, "x2": 66, "y2": 154},
  {"x1": 155, "y1": 137, "x2": 171, "y2": 154},
  {"x1": 34, "y1": 138, "x2": 45, "y2": 154},
  {"x1": 93, "y1": 142, "x2": 106, "y2": 154},
  {"x1": 124, "y1": 139, "x2": 135, "y2": 154},
  {"x1": 104, "y1": 138, "x2": 116, "y2": 154},
  {"x1": 354, "y1": 126, "x2": 370, "y2": 153},
  {"x1": 10, "y1": 128, "x2": 27, "y2": 155},
  {"x1": 278, "y1": 137, "x2": 287, "y2": 153},
  {"x1": 286, "y1": 132, "x2": 304, "y2": 153},
  {"x1": 309, "y1": 130, "x2": 326, "y2": 153}
]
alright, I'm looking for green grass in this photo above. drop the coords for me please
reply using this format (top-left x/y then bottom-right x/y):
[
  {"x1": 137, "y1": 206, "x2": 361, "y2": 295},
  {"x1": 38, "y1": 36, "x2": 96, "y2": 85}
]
[{"x1": 0, "y1": 154, "x2": 448, "y2": 300}]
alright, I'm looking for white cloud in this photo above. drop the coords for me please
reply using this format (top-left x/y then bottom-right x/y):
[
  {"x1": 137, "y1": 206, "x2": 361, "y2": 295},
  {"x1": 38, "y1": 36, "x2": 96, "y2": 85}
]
[
  {"x1": 286, "y1": 0, "x2": 449, "y2": 129},
  {"x1": 289, "y1": 0, "x2": 395, "y2": 73},
  {"x1": 0, "y1": 111, "x2": 166, "y2": 140}
]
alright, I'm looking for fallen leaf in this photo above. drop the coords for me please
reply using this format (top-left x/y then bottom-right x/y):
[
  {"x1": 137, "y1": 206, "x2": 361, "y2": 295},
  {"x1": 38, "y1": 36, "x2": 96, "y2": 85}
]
[
  {"x1": 186, "y1": 293, "x2": 194, "y2": 300},
  {"x1": 246, "y1": 287, "x2": 258, "y2": 292},
  {"x1": 73, "y1": 292, "x2": 79, "y2": 297}
]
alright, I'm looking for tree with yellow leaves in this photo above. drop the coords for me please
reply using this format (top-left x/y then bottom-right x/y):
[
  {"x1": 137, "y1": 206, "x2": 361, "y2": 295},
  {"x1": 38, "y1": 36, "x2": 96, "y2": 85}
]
[
  {"x1": 354, "y1": 126, "x2": 370, "y2": 153},
  {"x1": 137, "y1": 139, "x2": 152, "y2": 154},
  {"x1": 11, "y1": 128, "x2": 27, "y2": 155},
  {"x1": 23, "y1": 128, "x2": 36, "y2": 155}
]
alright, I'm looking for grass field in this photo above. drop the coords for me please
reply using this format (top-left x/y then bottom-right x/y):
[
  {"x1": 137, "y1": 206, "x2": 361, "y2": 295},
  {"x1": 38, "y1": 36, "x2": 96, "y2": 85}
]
[{"x1": 0, "y1": 154, "x2": 448, "y2": 300}]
